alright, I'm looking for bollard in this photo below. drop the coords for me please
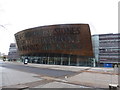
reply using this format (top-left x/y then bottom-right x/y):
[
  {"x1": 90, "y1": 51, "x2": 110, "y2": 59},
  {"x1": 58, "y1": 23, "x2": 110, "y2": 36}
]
[{"x1": 65, "y1": 76, "x2": 68, "y2": 80}]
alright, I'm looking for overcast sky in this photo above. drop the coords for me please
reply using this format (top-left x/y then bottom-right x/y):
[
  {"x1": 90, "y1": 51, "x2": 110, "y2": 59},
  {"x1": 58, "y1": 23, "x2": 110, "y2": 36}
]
[{"x1": 0, "y1": 0, "x2": 119, "y2": 54}]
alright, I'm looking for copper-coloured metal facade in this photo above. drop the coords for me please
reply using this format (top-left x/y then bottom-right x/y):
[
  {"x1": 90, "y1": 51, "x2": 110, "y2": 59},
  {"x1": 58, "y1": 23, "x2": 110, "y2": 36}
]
[{"x1": 15, "y1": 24, "x2": 93, "y2": 57}]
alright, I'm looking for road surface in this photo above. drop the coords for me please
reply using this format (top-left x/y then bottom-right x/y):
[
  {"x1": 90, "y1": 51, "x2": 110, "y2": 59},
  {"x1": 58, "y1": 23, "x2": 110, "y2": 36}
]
[{"x1": 0, "y1": 61, "x2": 76, "y2": 77}]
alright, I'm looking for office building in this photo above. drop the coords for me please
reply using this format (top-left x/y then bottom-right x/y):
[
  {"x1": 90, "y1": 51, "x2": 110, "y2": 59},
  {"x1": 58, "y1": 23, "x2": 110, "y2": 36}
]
[
  {"x1": 92, "y1": 33, "x2": 120, "y2": 67},
  {"x1": 8, "y1": 43, "x2": 20, "y2": 61}
]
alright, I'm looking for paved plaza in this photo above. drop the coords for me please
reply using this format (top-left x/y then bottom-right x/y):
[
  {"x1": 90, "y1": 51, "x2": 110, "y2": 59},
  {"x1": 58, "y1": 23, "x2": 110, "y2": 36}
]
[{"x1": 0, "y1": 60, "x2": 119, "y2": 89}]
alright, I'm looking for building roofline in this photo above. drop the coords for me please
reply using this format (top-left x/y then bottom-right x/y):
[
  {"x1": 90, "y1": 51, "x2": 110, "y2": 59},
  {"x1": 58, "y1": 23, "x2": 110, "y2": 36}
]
[{"x1": 14, "y1": 23, "x2": 89, "y2": 35}]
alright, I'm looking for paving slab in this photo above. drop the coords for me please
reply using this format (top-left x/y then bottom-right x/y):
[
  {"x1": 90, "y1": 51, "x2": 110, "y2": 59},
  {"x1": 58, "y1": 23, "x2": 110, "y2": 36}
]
[
  {"x1": 0, "y1": 67, "x2": 42, "y2": 87},
  {"x1": 67, "y1": 72, "x2": 118, "y2": 88},
  {"x1": 35, "y1": 81, "x2": 90, "y2": 88}
]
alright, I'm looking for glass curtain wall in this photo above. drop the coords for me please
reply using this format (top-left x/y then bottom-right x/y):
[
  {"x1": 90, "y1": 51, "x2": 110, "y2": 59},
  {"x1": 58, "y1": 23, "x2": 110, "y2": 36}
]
[{"x1": 21, "y1": 55, "x2": 93, "y2": 66}]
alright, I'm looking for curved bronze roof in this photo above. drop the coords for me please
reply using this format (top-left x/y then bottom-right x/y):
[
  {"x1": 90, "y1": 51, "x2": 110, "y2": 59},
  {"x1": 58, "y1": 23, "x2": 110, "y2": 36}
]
[{"x1": 15, "y1": 24, "x2": 93, "y2": 57}]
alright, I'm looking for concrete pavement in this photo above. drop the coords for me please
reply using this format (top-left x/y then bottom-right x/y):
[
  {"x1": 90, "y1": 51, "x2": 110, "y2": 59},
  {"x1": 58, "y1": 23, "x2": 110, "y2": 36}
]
[
  {"x1": 0, "y1": 60, "x2": 90, "y2": 89},
  {"x1": 67, "y1": 72, "x2": 118, "y2": 88},
  {"x1": 35, "y1": 81, "x2": 90, "y2": 88},
  {"x1": 0, "y1": 66, "x2": 42, "y2": 88},
  {"x1": 0, "y1": 60, "x2": 119, "y2": 89}
]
